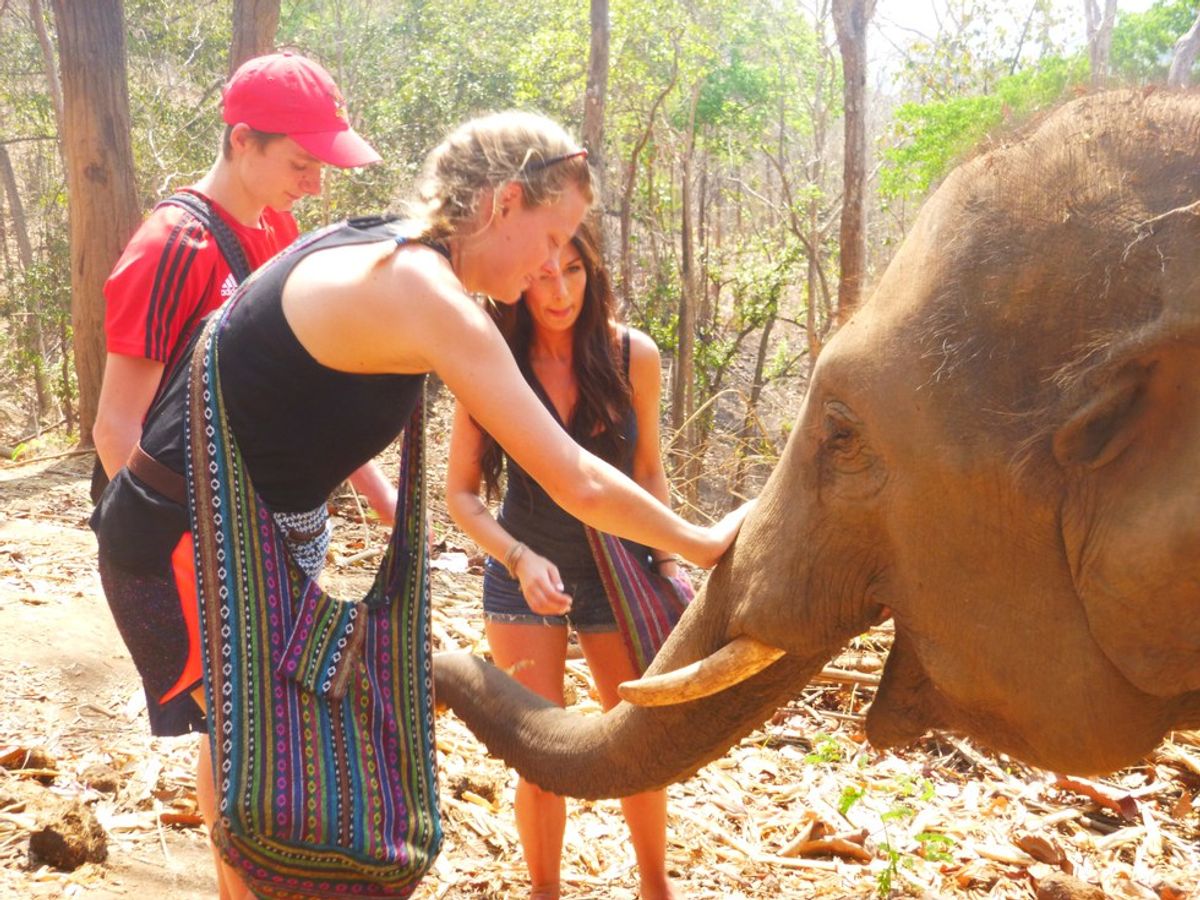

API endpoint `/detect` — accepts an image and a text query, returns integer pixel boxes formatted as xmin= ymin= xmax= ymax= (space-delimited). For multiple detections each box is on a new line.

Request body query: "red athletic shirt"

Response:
xmin=104 ymin=189 xmax=299 ymax=364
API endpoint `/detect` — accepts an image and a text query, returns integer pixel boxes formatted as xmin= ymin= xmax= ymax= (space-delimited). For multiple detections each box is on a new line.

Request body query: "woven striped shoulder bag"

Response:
xmin=583 ymin=529 xmax=695 ymax=674
xmin=183 ymin=302 xmax=441 ymax=898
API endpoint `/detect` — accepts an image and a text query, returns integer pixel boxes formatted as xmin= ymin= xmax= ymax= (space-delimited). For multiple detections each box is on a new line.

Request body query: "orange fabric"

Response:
xmin=160 ymin=532 xmax=202 ymax=704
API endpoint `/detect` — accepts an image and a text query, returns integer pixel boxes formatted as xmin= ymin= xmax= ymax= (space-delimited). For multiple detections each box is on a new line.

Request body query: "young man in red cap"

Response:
xmin=91 ymin=51 xmax=389 ymax=900
xmin=93 ymin=51 xmax=390 ymax=509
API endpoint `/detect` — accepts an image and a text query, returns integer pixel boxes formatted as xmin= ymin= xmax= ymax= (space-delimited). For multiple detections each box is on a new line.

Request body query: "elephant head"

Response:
xmin=435 ymin=90 xmax=1200 ymax=798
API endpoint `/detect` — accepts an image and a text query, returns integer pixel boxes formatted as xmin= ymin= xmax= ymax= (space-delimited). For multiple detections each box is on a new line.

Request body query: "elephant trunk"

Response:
xmin=434 ymin=647 xmax=824 ymax=799
xmin=434 ymin=425 xmax=878 ymax=798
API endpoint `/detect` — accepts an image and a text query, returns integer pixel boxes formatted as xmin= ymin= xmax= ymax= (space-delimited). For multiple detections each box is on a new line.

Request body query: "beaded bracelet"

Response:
xmin=503 ymin=540 xmax=528 ymax=577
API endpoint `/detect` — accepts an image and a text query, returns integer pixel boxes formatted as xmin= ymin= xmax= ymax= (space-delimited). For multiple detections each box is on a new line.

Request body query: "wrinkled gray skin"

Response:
xmin=435 ymin=91 xmax=1200 ymax=799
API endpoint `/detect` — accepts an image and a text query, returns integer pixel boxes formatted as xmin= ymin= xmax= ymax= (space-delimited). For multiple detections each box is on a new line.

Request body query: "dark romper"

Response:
xmin=482 ymin=333 xmax=654 ymax=631
xmin=91 ymin=217 xmax=433 ymax=735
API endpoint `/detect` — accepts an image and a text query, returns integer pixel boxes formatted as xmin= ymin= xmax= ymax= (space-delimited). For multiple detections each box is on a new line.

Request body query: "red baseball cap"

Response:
xmin=222 ymin=52 xmax=381 ymax=168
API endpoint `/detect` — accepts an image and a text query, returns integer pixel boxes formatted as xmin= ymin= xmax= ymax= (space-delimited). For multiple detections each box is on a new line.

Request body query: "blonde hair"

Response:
xmin=408 ymin=111 xmax=593 ymax=240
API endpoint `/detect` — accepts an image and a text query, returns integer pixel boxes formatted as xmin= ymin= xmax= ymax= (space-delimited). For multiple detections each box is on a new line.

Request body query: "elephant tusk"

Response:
xmin=617 ymin=636 xmax=786 ymax=707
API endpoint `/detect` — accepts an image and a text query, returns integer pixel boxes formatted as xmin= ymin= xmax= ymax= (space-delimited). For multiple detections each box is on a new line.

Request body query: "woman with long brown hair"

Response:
xmin=447 ymin=219 xmax=683 ymax=900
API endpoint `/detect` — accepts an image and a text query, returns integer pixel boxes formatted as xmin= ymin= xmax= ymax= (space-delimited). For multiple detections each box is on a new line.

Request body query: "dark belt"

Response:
xmin=127 ymin=443 xmax=187 ymax=505
xmin=127 ymin=444 xmax=327 ymax=544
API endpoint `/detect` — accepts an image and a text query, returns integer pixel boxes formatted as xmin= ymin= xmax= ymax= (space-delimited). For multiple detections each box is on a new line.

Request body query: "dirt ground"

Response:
xmin=1 ymin=441 xmax=1198 ymax=899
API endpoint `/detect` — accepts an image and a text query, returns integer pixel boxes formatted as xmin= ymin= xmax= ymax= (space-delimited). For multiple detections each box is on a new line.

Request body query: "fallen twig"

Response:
xmin=812 ymin=666 xmax=881 ymax=687
xmin=1054 ymin=774 xmax=1139 ymax=820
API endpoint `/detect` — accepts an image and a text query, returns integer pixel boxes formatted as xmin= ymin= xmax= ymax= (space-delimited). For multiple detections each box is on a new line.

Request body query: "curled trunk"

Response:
xmin=434 ymin=412 xmax=878 ymax=798
xmin=434 ymin=646 xmax=820 ymax=799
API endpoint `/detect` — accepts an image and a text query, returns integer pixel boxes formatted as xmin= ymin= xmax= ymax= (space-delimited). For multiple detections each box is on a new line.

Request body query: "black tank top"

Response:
xmin=497 ymin=331 xmax=647 ymax=582
xmin=93 ymin=217 xmax=434 ymax=573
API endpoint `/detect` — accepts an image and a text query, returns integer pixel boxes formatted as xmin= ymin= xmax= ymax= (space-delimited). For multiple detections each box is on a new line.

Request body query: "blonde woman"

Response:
xmin=91 ymin=111 xmax=743 ymax=899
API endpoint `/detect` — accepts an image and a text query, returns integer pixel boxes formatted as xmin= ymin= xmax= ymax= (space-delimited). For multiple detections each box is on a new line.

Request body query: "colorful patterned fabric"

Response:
xmin=183 ymin=297 xmax=440 ymax=897
xmin=583 ymin=529 xmax=694 ymax=674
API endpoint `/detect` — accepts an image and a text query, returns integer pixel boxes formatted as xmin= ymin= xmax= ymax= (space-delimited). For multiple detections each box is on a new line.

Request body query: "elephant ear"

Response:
xmin=1053 ymin=317 xmax=1200 ymax=697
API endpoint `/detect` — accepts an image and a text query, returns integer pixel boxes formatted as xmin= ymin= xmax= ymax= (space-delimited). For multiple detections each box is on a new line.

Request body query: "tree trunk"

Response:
xmin=618 ymin=55 xmax=677 ymax=312
xmin=1167 ymin=12 xmax=1200 ymax=88
xmin=731 ymin=313 xmax=776 ymax=497
xmin=27 ymin=0 xmax=65 ymax=421
xmin=1084 ymin=0 xmax=1117 ymax=90
xmin=581 ymin=0 xmax=609 ymax=220
xmin=0 ymin=149 xmax=34 ymax=274
xmin=672 ymin=83 xmax=703 ymax=504
xmin=29 ymin=0 xmax=65 ymax=155
xmin=697 ymin=161 xmax=710 ymax=330
xmin=831 ymin=0 xmax=876 ymax=326
xmin=0 ymin=145 xmax=52 ymax=422
xmin=230 ymin=0 xmax=280 ymax=73
xmin=51 ymin=0 xmax=141 ymax=445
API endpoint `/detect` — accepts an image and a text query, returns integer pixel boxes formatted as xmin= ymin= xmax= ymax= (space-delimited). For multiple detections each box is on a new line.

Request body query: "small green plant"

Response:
xmin=873 ymin=784 xmax=924 ymax=897
xmin=804 ymin=734 xmax=844 ymax=765
xmin=875 ymin=841 xmax=914 ymax=898
xmin=888 ymin=773 xmax=935 ymax=801
xmin=838 ymin=784 xmax=864 ymax=816
xmin=915 ymin=831 xmax=956 ymax=863
xmin=879 ymin=804 xmax=915 ymax=824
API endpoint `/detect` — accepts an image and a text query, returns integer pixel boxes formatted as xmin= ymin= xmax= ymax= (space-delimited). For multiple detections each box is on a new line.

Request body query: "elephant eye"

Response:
xmin=820 ymin=400 xmax=886 ymax=496
xmin=823 ymin=402 xmax=860 ymax=452
xmin=826 ymin=417 xmax=855 ymax=448
xmin=822 ymin=401 xmax=873 ymax=472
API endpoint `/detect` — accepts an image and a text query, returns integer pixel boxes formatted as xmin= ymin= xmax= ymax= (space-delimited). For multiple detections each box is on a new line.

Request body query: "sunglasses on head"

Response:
xmin=523 ymin=148 xmax=588 ymax=173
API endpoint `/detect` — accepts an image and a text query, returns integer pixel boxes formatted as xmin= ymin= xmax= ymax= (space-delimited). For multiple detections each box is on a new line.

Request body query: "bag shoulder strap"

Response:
xmin=157 ymin=191 xmax=253 ymax=283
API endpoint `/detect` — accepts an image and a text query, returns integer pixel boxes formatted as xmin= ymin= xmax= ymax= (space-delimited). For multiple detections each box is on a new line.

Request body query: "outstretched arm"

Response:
xmin=426 ymin=297 xmax=743 ymax=567
xmin=281 ymin=242 xmax=748 ymax=568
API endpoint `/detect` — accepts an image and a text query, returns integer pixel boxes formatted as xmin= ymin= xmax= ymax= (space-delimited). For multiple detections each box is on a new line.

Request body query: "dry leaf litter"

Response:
xmin=1 ymin=393 xmax=1197 ymax=899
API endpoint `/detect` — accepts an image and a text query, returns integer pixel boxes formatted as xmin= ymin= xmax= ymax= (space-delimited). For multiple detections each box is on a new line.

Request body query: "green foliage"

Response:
xmin=881 ymin=0 xmax=1200 ymax=204
xmin=915 ymin=831 xmax=956 ymax=863
xmin=805 ymin=734 xmax=845 ymax=764
xmin=729 ymin=236 xmax=801 ymax=328
xmin=693 ymin=43 xmax=771 ymax=149
xmin=1111 ymin=0 xmax=1200 ymax=84
xmin=875 ymin=841 xmax=915 ymax=898
xmin=123 ymin=1 xmax=234 ymax=203
xmin=895 ymin=0 xmax=1069 ymax=104
xmin=838 ymin=784 xmax=864 ymax=815
xmin=631 ymin=258 xmax=683 ymax=354
xmin=880 ymin=53 xmax=1087 ymax=200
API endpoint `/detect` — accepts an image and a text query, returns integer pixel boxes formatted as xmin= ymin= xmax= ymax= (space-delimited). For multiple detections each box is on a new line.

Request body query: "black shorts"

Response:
xmin=97 ymin=551 xmax=206 ymax=736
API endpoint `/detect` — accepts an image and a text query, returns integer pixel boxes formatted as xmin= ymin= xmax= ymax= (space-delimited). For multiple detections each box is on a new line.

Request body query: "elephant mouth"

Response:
xmin=618 ymin=636 xmax=786 ymax=706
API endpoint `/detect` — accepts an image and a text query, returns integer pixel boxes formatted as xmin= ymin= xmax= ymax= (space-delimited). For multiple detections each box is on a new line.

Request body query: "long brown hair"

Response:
xmin=479 ymin=218 xmax=631 ymax=500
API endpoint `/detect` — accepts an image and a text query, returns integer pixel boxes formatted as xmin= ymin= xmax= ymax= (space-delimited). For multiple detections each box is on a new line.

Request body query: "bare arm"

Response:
xmin=427 ymin=299 xmax=738 ymax=567
xmin=445 ymin=402 xmax=570 ymax=613
xmin=92 ymin=353 xmax=164 ymax=477
xmin=281 ymin=244 xmax=746 ymax=567
xmin=347 ymin=461 xmax=397 ymax=527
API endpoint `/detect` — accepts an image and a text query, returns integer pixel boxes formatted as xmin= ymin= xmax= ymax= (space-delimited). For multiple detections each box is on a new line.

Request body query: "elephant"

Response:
xmin=434 ymin=89 xmax=1200 ymax=799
